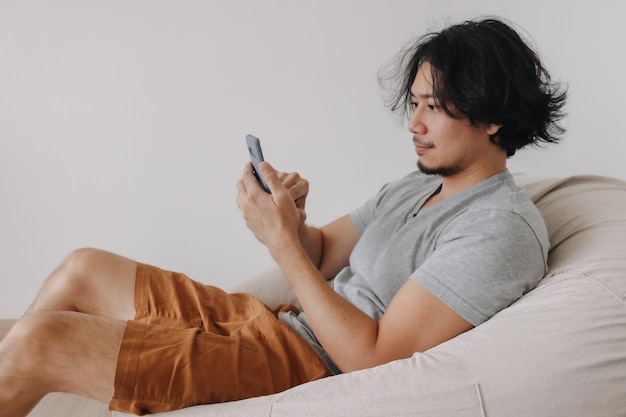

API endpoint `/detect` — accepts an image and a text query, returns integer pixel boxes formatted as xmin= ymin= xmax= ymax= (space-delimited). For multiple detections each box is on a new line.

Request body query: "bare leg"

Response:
xmin=0 ymin=311 xmax=125 ymax=417
xmin=28 ymin=248 xmax=138 ymax=320
xmin=0 ymin=248 xmax=139 ymax=416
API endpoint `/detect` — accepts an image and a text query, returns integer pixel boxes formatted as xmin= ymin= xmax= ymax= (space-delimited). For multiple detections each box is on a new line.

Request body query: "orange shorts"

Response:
xmin=110 ymin=263 xmax=331 ymax=415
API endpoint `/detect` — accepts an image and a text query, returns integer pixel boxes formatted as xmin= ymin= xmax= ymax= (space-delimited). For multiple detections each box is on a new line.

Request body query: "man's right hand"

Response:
xmin=275 ymin=170 xmax=310 ymax=226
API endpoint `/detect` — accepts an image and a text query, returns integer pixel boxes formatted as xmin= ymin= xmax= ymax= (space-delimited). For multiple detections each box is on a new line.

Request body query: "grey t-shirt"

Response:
xmin=280 ymin=169 xmax=549 ymax=373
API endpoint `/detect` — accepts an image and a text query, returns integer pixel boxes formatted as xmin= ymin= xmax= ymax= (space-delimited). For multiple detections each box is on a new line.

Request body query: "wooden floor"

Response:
xmin=1 ymin=319 xmax=112 ymax=417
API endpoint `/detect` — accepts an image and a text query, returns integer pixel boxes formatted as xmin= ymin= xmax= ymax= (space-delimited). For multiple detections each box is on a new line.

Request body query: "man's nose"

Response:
xmin=408 ymin=108 xmax=426 ymax=135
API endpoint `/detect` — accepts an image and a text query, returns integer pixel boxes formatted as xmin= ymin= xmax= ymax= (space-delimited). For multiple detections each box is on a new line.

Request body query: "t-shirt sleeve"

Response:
xmin=410 ymin=208 xmax=547 ymax=326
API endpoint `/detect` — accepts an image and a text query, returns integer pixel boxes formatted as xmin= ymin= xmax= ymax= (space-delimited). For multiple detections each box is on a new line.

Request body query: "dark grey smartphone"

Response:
xmin=245 ymin=134 xmax=271 ymax=193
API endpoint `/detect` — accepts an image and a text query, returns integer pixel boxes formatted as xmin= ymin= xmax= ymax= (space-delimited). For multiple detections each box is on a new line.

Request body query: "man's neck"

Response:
xmin=442 ymin=160 xmax=506 ymax=197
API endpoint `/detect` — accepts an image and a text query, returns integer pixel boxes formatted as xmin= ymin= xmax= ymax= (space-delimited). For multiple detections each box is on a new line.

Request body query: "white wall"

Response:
xmin=1 ymin=0 xmax=625 ymax=318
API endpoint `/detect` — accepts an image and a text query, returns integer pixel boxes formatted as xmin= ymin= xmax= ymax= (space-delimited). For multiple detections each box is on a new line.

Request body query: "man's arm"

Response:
xmin=237 ymin=162 xmax=473 ymax=372
xmin=273 ymin=244 xmax=473 ymax=372
xmin=298 ymin=216 xmax=359 ymax=280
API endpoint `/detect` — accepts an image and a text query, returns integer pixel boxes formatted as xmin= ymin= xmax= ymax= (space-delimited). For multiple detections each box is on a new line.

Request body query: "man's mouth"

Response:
xmin=413 ymin=138 xmax=434 ymax=154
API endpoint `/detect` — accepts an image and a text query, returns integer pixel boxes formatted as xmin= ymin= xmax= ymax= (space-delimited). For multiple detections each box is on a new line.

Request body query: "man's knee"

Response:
xmin=53 ymin=248 xmax=106 ymax=287
xmin=53 ymin=248 xmax=138 ymax=318
xmin=60 ymin=247 xmax=105 ymax=275
xmin=34 ymin=248 xmax=109 ymax=311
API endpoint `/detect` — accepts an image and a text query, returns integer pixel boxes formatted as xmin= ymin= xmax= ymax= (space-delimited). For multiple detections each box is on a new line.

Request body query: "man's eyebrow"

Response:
xmin=410 ymin=91 xmax=435 ymax=99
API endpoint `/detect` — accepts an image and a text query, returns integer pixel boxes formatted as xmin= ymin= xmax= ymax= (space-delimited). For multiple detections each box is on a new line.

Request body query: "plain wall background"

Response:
xmin=1 ymin=0 xmax=625 ymax=318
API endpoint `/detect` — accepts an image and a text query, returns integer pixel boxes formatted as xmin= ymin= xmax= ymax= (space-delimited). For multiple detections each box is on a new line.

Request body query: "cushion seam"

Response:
xmin=545 ymin=266 xmax=625 ymax=306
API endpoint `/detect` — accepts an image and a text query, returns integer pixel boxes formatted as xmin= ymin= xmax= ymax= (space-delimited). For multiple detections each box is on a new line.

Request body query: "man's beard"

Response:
xmin=417 ymin=160 xmax=461 ymax=177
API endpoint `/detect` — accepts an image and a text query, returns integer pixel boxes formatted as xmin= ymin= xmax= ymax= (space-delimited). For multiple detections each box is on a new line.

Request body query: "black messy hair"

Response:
xmin=379 ymin=17 xmax=568 ymax=157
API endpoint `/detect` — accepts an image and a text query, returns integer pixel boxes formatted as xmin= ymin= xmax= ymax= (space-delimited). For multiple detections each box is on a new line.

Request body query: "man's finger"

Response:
xmin=259 ymin=161 xmax=282 ymax=194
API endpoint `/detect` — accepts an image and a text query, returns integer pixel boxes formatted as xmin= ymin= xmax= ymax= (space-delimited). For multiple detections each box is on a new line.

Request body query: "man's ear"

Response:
xmin=486 ymin=123 xmax=503 ymax=136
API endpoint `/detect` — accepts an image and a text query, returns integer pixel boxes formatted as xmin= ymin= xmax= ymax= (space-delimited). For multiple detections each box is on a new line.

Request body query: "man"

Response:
xmin=0 ymin=17 xmax=566 ymax=416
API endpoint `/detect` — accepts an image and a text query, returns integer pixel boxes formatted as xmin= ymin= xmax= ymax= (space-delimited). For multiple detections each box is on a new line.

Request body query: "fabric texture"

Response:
xmin=114 ymin=173 xmax=626 ymax=417
xmin=110 ymin=264 xmax=330 ymax=415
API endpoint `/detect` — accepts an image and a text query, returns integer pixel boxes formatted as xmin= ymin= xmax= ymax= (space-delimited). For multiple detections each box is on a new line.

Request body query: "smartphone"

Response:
xmin=246 ymin=134 xmax=271 ymax=193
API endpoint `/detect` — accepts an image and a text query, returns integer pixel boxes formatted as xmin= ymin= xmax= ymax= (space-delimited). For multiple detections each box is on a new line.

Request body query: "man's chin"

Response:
xmin=417 ymin=161 xmax=460 ymax=177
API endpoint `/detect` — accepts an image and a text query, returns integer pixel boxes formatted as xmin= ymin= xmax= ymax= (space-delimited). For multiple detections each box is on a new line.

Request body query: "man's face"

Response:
xmin=408 ymin=62 xmax=500 ymax=177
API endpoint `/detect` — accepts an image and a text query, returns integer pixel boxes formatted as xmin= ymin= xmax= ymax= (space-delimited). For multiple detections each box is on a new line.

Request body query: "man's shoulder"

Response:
xmin=460 ymin=170 xmax=529 ymax=211
xmin=447 ymin=172 xmax=549 ymax=258
xmin=474 ymin=172 xmax=542 ymax=220
xmin=443 ymin=171 xmax=548 ymax=241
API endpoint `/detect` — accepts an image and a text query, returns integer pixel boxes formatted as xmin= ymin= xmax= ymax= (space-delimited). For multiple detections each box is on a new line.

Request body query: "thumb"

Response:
xmin=258 ymin=161 xmax=284 ymax=195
